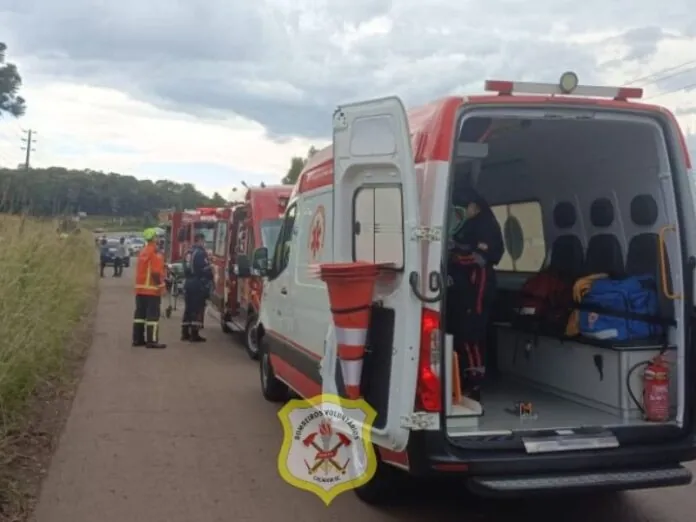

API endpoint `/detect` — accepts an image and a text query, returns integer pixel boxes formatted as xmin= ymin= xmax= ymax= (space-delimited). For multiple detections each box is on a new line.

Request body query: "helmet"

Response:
xmin=143 ymin=228 xmax=157 ymax=241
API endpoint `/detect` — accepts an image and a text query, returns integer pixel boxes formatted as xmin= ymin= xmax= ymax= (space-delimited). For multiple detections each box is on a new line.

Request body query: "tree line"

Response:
xmin=0 ymin=167 xmax=227 ymax=218
xmin=283 ymin=146 xmax=318 ymax=185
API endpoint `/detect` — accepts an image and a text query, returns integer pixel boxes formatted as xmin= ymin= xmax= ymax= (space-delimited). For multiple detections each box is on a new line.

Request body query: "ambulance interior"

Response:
xmin=442 ymin=112 xmax=686 ymax=441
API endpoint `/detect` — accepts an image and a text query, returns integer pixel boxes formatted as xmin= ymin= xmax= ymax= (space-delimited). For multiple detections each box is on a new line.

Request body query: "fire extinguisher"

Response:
xmin=628 ymin=355 xmax=670 ymax=422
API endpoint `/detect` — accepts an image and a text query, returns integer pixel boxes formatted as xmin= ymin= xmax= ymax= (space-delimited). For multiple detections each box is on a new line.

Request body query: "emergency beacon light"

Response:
xmin=484 ymin=72 xmax=643 ymax=101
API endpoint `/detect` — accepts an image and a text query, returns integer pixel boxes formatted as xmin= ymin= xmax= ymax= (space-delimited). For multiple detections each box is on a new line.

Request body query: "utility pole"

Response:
xmin=20 ymin=129 xmax=37 ymax=171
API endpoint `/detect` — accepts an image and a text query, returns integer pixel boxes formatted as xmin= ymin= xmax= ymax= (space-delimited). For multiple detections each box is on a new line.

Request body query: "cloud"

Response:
xmin=1 ymin=0 xmax=696 ymax=191
xmin=4 ymin=0 xmax=696 ymax=138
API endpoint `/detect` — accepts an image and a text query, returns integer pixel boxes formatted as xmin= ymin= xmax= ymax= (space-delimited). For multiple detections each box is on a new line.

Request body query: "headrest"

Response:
xmin=630 ymin=194 xmax=658 ymax=227
xmin=590 ymin=198 xmax=615 ymax=228
xmin=553 ymin=202 xmax=576 ymax=229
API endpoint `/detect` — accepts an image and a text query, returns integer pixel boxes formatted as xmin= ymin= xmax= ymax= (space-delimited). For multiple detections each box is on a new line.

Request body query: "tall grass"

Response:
xmin=0 ymin=215 xmax=97 ymax=430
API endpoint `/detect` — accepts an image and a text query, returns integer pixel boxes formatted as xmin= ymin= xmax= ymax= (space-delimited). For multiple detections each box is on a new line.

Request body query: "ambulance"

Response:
xmin=250 ymin=73 xmax=696 ymax=502
xmin=206 ymin=186 xmax=291 ymax=358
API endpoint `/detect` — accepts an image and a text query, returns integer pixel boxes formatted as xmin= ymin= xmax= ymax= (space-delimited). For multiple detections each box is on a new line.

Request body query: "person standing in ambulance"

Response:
xmin=447 ymin=188 xmax=504 ymax=404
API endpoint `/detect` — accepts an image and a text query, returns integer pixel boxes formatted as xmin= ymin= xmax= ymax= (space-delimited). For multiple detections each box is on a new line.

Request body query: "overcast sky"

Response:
xmin=0 ymin=0 xmax=695 ymax=197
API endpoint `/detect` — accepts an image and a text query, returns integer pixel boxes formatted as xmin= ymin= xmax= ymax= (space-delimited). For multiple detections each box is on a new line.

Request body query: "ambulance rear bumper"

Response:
xmin=467 ymin=465 xmax=692 ymax=497
xmin=402 ymin=431 xmax=696 ymax=496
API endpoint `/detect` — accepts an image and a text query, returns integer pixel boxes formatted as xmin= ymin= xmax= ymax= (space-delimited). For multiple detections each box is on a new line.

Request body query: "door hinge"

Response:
xmin=411 ymin=226 xmax=442 ymax=242
xmin=400 ymin=412 xmax=440 ymax=431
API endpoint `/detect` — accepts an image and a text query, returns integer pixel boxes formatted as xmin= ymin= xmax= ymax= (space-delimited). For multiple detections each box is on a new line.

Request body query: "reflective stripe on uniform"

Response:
xmin=145 ymin=321 xmax=159 ymax=341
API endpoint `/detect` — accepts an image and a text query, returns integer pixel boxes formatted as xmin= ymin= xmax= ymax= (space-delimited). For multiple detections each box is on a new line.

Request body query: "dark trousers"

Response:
xmin=114 ymin=257 xmax=123 ymax=277
xmin=100 ymin=257 xmax=107 ymax=277
xmin=448 ymin=265 xmax=495 ymax=392
xmin=133 ymin=294 xmax=162 ymax=344
xmin=182 ymin=280 xmax=207 ymax=333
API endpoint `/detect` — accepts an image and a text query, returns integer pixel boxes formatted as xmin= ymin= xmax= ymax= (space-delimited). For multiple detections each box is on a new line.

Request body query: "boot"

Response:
xmin=181 ymin=324 xmax=191 ymax=341
xmin=145 ymin=323 xmax=167 ymax=349
xmin=190 ymin=327 xmax=206 ymax=343
xmin=132 ymin=322 xmax=145 ymax=347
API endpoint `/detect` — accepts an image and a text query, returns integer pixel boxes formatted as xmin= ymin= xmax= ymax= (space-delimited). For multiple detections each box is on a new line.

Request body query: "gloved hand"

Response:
xmin=471 ymin=252 xmax=486 ymax=267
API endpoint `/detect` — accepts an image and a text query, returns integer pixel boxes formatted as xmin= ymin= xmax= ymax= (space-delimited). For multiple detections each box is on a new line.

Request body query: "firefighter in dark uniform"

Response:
xmin=447 ymin=187 xmax=504 ymax=403
xmin=181 ymin=232 xmax=214 ymax=342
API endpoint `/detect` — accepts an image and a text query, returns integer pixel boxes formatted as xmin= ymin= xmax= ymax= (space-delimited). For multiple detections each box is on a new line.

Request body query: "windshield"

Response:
xmin=194 ymin=222 xmax=216 ymax=249
xmin=260 ymin=219 xmax=283 ymax=249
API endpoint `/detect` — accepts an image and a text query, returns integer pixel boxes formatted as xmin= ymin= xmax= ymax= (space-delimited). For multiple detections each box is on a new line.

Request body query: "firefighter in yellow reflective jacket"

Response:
xmin=132 ymin=228 xmax=167 ymax=349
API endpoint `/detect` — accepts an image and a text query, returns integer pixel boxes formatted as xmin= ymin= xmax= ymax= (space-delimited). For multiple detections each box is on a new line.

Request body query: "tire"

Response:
xmin=260 ymin=342 xmax=289 ymax=403
xmin=354 ymin=450 xmax=407 ymax=506
xmin=244 ymin=314 xmax=260 ymax=360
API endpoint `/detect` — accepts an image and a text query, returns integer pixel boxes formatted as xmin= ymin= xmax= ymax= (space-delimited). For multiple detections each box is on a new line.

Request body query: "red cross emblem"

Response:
xmin=309 ymin=206 xmax=325 ymax=261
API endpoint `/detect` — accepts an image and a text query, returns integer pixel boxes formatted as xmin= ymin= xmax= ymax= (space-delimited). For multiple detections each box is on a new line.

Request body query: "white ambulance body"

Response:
xmin=252 ymin=74 xmax=696 ymax=502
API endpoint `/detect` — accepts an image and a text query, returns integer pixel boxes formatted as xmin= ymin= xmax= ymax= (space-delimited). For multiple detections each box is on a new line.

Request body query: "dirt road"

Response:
xmin=33 ymin=274 xmax=695 ymax=522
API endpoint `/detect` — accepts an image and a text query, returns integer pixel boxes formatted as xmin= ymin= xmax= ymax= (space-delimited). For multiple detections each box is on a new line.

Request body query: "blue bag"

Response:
xmin=579 ymin=275 xmax=662 ymax=341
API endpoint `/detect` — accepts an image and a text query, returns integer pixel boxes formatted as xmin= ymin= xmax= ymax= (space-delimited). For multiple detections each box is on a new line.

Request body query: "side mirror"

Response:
xmin=236 ymin=254 xmax=252 ymax=278
xmin=177 ymin=227 xmax=187 ymax=242
xmin=252 ymin=247 xmax=269 ymax=275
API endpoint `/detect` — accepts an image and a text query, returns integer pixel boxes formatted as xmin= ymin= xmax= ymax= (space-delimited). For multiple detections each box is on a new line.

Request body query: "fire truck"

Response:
xmin=207 ymin=186 xmax=291 ymax=359
xmin=161 ymin=207 xmax=221 ymax=264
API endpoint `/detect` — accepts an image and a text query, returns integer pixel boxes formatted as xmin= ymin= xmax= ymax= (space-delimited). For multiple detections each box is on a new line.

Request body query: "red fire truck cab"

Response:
xmin=207 ymin=186 xmax=291 ymax=359
xmin=166 ymin=207 xmax=221 ymax=262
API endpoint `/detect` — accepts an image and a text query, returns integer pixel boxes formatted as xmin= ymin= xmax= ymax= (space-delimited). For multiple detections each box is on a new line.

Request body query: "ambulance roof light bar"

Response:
xmin=484 ymin=71 xmax=643 ymax=101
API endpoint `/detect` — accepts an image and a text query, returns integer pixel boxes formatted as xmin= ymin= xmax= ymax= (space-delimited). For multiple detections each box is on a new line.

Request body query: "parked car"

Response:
xmin=128 ymin=237 xmax=145 ymax=256
xmin=103 ymin=238 xmax=130 ymax=267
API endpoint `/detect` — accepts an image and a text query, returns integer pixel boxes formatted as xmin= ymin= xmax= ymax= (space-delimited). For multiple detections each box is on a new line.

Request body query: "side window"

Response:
xmin=491 ymin=201 xmax=546 ymax=272
xmin=214 ymin=221 xmax=228 ymax=257
xmin=272 ymin=203 xmax=298 ymax=276
xmin=352 ymin=185 xmax=404 ymax=269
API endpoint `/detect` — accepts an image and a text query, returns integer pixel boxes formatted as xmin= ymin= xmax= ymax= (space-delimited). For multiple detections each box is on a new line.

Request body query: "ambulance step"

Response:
xmin=468 ymin=465 xmax=692 ymax=497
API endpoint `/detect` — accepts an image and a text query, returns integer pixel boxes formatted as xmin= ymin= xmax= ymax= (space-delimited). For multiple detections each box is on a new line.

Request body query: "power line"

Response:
xmin=624 ymin=58 xmax=696 ymax=86
xmin=20 ymin=129 xmax=36 ymax=170
xmin=638 ymin=64 xmax=696 ymax=89
xmin=644 ymin=80 xmax=696 ymax=101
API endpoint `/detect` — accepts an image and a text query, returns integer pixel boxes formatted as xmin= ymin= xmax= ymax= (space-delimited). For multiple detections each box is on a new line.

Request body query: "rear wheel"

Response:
xmin=245 ymin=314 xmax=260 ymax=360
xmin=354 ymin=449 xmax=408 ymax=506
xmin=260 ymin=343 xmax=288 ymax=403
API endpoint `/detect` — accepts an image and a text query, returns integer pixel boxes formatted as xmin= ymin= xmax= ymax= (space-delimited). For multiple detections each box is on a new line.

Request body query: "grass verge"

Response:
xmin=0 ymin=215 xmax=98 ymax=521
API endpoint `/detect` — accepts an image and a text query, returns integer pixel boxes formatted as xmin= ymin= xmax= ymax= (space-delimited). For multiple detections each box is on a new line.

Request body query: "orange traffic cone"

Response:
xmin=320 ymin=262 xmax=378 ymax=400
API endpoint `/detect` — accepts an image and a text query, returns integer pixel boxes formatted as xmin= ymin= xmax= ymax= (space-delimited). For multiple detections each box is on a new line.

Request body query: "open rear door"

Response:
xmin=332 ymin=96 xmax=423 ymax=451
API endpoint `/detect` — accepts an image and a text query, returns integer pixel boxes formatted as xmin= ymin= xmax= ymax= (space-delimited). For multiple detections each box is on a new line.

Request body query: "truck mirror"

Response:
xmin=236 ymin=254 xmax=252 ymax=278
xmin=252 ymin=247 xmax=269 ymax=275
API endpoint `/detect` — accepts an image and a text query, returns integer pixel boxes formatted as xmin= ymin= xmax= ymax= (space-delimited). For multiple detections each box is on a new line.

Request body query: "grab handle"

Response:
xmin=658 ymin=224 xmax=682 ymax=300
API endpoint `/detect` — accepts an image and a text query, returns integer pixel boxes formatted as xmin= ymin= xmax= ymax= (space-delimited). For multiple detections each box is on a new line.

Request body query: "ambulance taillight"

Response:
xmin=416 ymin=308 xmax=442 ymax=412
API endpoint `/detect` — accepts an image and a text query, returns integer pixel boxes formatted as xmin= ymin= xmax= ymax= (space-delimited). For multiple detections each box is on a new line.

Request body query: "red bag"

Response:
xmin=516 ymin=271 xmax=573 ymax=335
